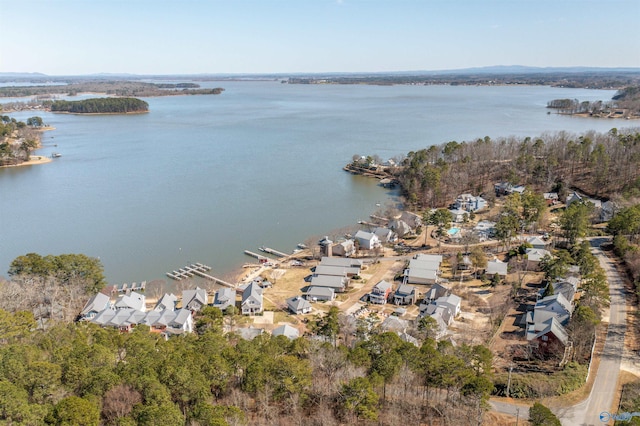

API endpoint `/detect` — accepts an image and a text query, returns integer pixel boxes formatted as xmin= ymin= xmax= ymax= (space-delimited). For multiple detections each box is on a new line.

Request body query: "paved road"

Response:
xmin=490 ymin=237 xmax=628 ymax=425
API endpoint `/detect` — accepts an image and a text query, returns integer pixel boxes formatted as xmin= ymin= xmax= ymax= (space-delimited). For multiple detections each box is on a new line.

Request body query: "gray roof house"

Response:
xmin=424 ymin=303 xmax=454 ymax=326
xmin=241 ymin=282 xmax=263 ymax=315
xmin=393 ymin=284 xmax=417 ymax=305
xmin=114 ymin=292 xmax=146 ymax=312
xmin=388 ymin=219 xmax=412 ymax=237
xmin=405 ymin=267 xmax=438 ymax=285
xmin=369 ymin=280 xmax=393 ymax=304
xmin=422 ymin=283 xmax=450 ymax=304
xmin=373 ymin=227 xmax=397 ymax=243
xmin=320 ymin=257 xmax=362 ymax=268
xmin=314 ymin=264 xmax=360 ymax=277
xmin=272 ymin=324 xmax=300 ymax=340
xmin=525 ymin=248 xmax=552 ymax=263
xmin=212 ymin=287 xmax=236 ymax=311
xmin=400 ymin=211 xmax=423 ymax=230
xmin=310 ymin=274 xmax=349 ymax=292
xmin=182 ymin=287 xmax=208 ymax=311
xmin=305 ymin=286 xmax=336 ymax=302
xmin=434 ymin=294 xmax=461 ymax=317
xmin=287 ymin=296 xmax=312 ymax=315
xmin=526 ymin=236 xmax=548 ymax=250
xmin=79 ymin=293 xmax=111 ymax=320
xmin=154 ymin=293 xmax=177 ymax=311
xmin=486 ymin=259 xmax=508 ymax=277
xmin=533 ymin=293 xmax=573 ymax=326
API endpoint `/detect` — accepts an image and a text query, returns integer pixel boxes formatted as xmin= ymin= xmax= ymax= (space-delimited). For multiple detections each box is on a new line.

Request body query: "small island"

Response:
xmin=46 ymin=97 xmax=149 ymax=114
xmin=0 ymin=115 xmax=51 ymax=167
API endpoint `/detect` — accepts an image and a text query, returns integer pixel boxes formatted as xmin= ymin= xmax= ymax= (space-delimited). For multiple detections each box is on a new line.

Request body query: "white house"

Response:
xmin=305 ymin=286 xmax=336 ymax=302
xmin=287 ymin=296 xmax=312 ymax=315
xmin=154 ymin=293 xmax=177 ymax=311
xmin=79 ymin=293 xmax=111 ymax=320
xmin=182 ymin=287 xmax=208 ymax=311
xmin=114 ymin=291 xmax=146 ymax=312
xmin=241 ymin=282 xmax=263 ymax=315
xmin=354 ymin=230 xmax=381 ymax=250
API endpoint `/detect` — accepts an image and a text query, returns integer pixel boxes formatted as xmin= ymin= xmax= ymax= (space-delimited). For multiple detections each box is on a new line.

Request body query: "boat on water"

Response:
xmin=296 ymin=243 xmax=308 ymax=249
xmin=51 ymin=153 xmax=62 ymax=158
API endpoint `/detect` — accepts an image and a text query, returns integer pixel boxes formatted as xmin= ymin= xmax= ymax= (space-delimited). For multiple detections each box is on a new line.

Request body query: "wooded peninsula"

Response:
xmin=47 ymin=98 xmax=149 ymax=114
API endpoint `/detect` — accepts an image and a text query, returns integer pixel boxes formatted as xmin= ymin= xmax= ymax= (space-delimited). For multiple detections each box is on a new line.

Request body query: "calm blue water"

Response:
xmin=0 ymin=82 xmax=633 ymax=284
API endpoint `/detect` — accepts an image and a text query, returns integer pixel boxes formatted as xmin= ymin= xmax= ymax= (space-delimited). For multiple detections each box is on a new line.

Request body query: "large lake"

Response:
xmin=0 ymin=82 xmax=634 ymax=284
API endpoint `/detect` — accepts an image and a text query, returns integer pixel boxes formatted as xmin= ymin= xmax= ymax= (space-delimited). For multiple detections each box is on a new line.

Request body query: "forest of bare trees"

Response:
xmin=391 ymin=128 xmax=640 ymax=208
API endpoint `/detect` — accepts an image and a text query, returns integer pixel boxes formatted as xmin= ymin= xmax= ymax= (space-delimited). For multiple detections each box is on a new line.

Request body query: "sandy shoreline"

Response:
xmin=0 ymin=155 xmax=53 ymax=168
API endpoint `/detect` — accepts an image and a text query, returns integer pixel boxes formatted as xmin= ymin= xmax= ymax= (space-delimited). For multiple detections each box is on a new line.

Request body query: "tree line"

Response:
xmin=0 ymin=298 xmax=496 ymax=425
xmin=0 ymin=115 xmax=43 ymax=166
xmin=47 ymin=98 xmax=149 ymax=114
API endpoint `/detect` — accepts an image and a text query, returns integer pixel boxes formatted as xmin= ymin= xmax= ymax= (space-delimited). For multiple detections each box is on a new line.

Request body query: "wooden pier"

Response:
xmin=258 ymin=246 xmax=289 ymax=258
xmin=165 ymin=263 xmax=235 ymax=288
xmin=244 ymin=250 xmax=271 ymax=262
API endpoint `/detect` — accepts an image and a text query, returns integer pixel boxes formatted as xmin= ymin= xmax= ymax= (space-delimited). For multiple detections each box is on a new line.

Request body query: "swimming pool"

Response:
xmin=447 ymin=227 xmax=460 ymax=236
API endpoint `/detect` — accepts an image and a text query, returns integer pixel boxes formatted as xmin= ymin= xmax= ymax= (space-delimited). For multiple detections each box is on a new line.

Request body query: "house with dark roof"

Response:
xmin=393 ymin=284 xmax=417 ymax=305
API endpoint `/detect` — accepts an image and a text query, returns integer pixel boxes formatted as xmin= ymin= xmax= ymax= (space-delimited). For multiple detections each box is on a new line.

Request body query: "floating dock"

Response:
xmin=165 ymin=263 xmax=235 ymax=288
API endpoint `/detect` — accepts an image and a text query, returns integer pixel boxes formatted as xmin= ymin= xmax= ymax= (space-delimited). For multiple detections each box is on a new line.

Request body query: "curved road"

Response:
xmin=490 ymin=237 xmax=628 ymax=425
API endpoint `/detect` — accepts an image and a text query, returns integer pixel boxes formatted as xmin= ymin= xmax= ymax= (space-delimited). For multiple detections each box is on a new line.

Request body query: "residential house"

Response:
xmin=393 ymin=284 xmax=417 ymax=305
xmin=320 ymin=257 xmax=363 ymax=269
xmin=454 ymin=193 xmax=487 ymax=212
xmin=79 ymin=293 xmax=111 ymax=320
xmin=474 ymin=220 xmax=496 ymax=240
xmin=421 ymin=283 xmax=450 ymax=304
xmin=331 ymin=239 xmax=356 ymax=257
xmin=287 ymin=296 xmax=312 ymax=315
xmin=154 ymin=293 xmax=177 ymax=311
xmin=449 ymin=208 xmax=468 ymax=223
xmin=405 ymin=267 xmax=438 ymax=285
xmin=373 ymin=227 xmax=397 ymax=243
xmin=182 ymin=287 xmax=208 ymax=311
xmin=309 ymin=274 xmax=349 ymax=292
xmin=526 ymin=317 xmax=570 ymax=355
xmin=241 ymin=282 xmax=263 ymax=315
xmin=114 ymin=291 xmax=146 ymax=312
xmin=272 ymin=324 xmax=300 ymax=340
xmin=532 ymin=293 xmax=573 ymax=326
xmin=235 ymin=326 xmax=264 ymax=340
xmin=354 ymin=230 xmax=381 ymax=250
xmin=143 ymin=308 xmax=194 ymax=335
xmin=212 ymin=288 xmax=236 ymax=311
xmin=414 ymin=253 xmax=444 ymax=263
xmin=380 ymin=316 xmax=409 ymax=333
xmin=433 ymin=294 xmax=461 ymax=317
xmin=540 ymin=277 xmax=579 ymax=302
xmin=388 ymin=219 xmax=412 ymax=237
xmin=526 ymin=236 xmax=548 ymax=250
xmin=486 ymin=259 xmax=508 ymax=277
xmin=314 ymin=264 xmax=360 ymax=277
xmin=525 ymin=248 xmax=552 ymax=268
xmin=423 ymin=303 xmax=454 ymax=326
xmin=369 ymin=280 xmax=393 ymax=304
xmin=400 ymin=211 xmax=423 ymax=230
xmin=305 ymin=286 xmax=336 ymax=302
xmin=495 ymin=182 xmax=526 ymax=197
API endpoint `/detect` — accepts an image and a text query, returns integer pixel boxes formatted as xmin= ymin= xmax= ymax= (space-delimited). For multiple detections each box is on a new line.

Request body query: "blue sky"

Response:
xmin=2 ymin=0 xmax=639 ymax=75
